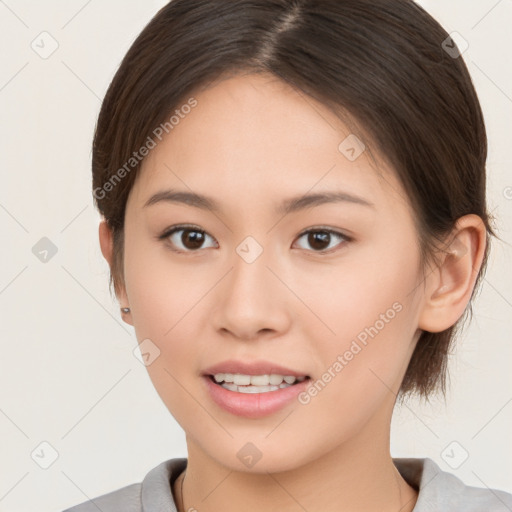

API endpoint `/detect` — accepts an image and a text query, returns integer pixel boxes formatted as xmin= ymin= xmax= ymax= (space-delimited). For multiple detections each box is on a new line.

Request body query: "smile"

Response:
xmin=202 ymin=368 xmax=312 ymax=417
xmin=212 ymin=373 xmax=307 ymax=393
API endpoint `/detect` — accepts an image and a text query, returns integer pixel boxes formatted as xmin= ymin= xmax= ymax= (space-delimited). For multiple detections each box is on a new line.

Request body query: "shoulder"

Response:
xmin=62 ymin=483 xmax=142 ymax=512
xmin=62 ymin=458 xmax=187 ymax=512
xmin=394 ymin=457 xmax=512 ymax=512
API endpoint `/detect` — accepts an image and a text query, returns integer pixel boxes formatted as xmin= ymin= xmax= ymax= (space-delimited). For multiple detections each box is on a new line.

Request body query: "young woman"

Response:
xmin=64 ymin=1 xmax=512 ymax=510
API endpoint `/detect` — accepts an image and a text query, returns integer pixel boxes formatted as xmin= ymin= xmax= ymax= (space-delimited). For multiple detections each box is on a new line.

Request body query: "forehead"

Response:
xmin=130 ymin=72 xmax=408 ymax=214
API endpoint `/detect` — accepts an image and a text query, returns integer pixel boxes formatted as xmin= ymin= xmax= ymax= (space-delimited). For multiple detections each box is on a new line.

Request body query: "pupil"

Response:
xmin=183 ymin=230 xmax=204 ymax=249
xmin=309 ymin=231 xmax=330 ymax=250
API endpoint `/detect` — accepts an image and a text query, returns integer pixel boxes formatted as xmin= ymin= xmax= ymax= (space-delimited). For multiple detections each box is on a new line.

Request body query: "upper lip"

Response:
xmin=202 ymin=360 xmax=309 ymax=377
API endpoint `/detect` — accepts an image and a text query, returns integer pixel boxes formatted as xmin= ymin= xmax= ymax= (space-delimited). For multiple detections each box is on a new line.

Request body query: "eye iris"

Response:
xmin=308 ymin=231 xmax=330 ymax=250
xmin=182 ymin=229 xmax=205 ymax=249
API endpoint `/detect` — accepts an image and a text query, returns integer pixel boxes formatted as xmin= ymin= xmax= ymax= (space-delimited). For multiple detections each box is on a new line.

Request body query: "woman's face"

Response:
xmin=119 ymin=72 xmax=427 ymax=472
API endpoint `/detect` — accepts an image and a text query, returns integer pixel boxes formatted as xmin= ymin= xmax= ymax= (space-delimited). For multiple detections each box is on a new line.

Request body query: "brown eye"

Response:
xmin=307 ymin=231 xmax=331 ymax=250
xmin=160 ymin=226 xmax=217 ymax=252
xmin=294 ymin=228 xmax=349 ymax=253
xmin=181 ymin=229 xmax=206 ymax=249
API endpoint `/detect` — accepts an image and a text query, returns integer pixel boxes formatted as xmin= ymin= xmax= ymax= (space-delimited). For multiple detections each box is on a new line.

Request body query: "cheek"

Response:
xmin=124 ymin=234 xmax=214 ymax=336
xmin=123 ymin=250 xmax=207 ymax=426
xmin=122 ymin=237 xmax=236 ymax=414
xmin=292 ymin=278 xmax=419 ymax=449
xmin=123 ymin=239 xmax=203 ymax=376
xmin=297 ymin=236 xmax=421 ymax=389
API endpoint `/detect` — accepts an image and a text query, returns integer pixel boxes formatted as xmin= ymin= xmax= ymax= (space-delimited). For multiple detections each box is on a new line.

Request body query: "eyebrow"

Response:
xmin=143 ymin=188 xmax=374 ymax=214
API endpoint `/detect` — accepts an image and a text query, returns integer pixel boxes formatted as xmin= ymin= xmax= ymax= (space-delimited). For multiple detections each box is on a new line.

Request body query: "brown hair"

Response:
xmin=92 ymin=0 xmax=494 ymax=399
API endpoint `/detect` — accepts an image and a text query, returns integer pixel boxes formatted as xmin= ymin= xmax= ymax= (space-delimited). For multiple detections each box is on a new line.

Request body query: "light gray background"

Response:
xmin=0 ymin=1 xmax=511 ymax=511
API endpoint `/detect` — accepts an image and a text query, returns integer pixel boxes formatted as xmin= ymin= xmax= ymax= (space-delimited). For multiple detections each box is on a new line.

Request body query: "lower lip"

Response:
xmin=203 ymin=376 xmax=311 ymax=419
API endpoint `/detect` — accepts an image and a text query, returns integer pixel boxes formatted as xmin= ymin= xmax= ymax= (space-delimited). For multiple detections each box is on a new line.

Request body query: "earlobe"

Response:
xmin=418 ymin=214 xmax=487 ymax=333
xmin=98 ymin=220 xmax=133 ymax=325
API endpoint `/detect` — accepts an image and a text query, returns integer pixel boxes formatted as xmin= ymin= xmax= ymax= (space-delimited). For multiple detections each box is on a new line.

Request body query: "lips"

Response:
xmin=202 ymin=372 xmax=311 ymax=418
xmin=202 ymin=359 xmax=310 ymax=378
xmin=201 ymin=359 xmax=312 ymax=418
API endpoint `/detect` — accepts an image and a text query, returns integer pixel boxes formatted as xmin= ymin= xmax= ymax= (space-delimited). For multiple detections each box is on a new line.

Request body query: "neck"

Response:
xmin=175 ymin=407 xmax=418 ymax=512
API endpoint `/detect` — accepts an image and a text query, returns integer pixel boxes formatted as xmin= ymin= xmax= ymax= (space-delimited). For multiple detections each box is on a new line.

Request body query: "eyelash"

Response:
xmin=158 ymin=224 xmax=352 ymax=255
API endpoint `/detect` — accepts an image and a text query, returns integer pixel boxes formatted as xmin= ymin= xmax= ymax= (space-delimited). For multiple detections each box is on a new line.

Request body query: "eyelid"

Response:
xmin=293 ymin=226 xmax=352 ymax=253
xmin=158 ymin=224 xmax=218 ymax=252
xmin=296 ymin=226 xmax=352 ymax=239
xmin=158 ymin=223 xmax=207 ymax=236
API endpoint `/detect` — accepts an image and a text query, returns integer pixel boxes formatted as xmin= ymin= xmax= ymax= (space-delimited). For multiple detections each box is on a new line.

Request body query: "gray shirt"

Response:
xmin=62 ymin=457 xmax=512 ymax=511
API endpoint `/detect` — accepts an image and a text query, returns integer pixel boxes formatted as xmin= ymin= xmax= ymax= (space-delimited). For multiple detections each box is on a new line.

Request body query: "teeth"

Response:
xmin=237 ymin=385 xmax=281 ymax=393
xmin=212 ymin=373 xmax=308 ymax=391
xmin=250 ymin=374 xmax=270 ymax=386
xmin=269 ymin=374 xmax=284 ymax=385
xmin=222 ymin=383 xmax=283 ymax=393
xmin=233 ymin=374 xmax=251 ymax=385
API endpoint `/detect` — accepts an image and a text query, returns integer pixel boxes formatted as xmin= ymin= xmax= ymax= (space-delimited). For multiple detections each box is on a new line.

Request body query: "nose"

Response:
xmin=212 ymin=244 xmax=292 ymax=341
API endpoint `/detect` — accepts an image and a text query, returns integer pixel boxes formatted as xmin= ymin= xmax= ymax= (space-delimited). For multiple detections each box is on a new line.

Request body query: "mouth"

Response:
xmin=201 ymin=360 xmax=312 ymax=417
xmin=203 ymin=370 xmax=312 ymax=418
xmin=207 ymin=373 xmax=310 ymax=394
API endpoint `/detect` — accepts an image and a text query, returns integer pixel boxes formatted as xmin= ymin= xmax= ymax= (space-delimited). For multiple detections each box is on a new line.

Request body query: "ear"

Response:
xmin=99 ymin=220 xmax=132 ymax=325
xmin=418 ymin=214 xmax=487 ymax=333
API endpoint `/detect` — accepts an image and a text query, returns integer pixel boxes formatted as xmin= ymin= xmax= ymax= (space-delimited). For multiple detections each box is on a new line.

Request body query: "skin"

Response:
xmin=99 ymin=72 xmax=486 ymax=512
